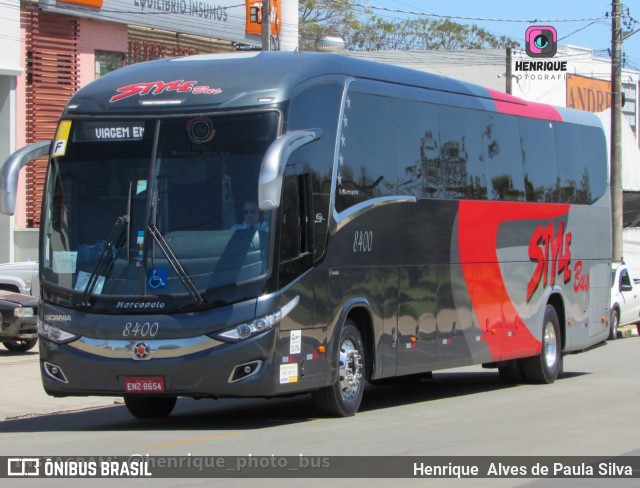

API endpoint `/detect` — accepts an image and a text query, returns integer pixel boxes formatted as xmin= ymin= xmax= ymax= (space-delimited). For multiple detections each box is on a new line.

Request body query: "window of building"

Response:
xmin=95 ymin=51 xmax=125 ymax=79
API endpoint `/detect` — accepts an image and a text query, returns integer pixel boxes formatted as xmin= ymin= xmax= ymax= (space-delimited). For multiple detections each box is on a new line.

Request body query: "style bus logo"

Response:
xmin=525 ymin=26 xmax=558 ymax=58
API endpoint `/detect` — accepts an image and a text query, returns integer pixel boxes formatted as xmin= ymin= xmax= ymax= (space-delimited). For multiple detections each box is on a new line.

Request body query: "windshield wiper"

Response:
xmin=147 ymin=224 xmax=206 ymax=306
xmin=79 ymin=215 xmax=128 ymax=307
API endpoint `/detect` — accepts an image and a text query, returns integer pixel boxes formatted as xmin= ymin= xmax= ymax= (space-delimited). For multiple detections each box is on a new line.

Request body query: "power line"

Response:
xmin=361 ymin=2 xmax=609 ymax=24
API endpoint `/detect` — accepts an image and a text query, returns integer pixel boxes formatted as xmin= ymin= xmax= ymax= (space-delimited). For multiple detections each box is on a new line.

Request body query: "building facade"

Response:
xmin=0 ymin=2 xmax=23 ymax=262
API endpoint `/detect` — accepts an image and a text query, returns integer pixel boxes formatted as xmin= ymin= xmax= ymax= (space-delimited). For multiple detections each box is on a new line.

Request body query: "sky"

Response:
xmin=367 ymin=0 xmax=640 ymax=71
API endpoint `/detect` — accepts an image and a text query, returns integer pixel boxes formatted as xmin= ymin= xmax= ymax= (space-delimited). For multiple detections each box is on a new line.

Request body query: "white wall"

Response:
xmin=0 ymin=3 xmax=22 ymax=263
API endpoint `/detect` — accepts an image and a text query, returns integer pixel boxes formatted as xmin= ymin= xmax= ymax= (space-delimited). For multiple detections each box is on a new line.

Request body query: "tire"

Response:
xmin=312 ymin=320 xmax=365 ymax=417
xmin=124 ymin=396 xmax=177 ymax=419
xmin=2 ymin=338 xmax=38 ymax=352
xmin=609 ymin=309 xmax=619 ymax=340
xmin=522 ymin=305 xmax=562 ymax=384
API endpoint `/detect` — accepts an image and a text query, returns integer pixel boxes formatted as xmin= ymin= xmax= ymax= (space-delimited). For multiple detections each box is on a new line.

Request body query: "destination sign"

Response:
xmin=74 ymin=121 xmax=145 ymax=142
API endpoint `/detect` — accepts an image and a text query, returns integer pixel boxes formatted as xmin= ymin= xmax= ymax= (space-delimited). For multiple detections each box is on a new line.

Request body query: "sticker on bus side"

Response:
xmin=52 ymin=120 xmax=72 ymax=157
xmin=279 ymin=364 xmax=298 ymax=384
xmin=290 ymin=330 xmax=301 ymax=355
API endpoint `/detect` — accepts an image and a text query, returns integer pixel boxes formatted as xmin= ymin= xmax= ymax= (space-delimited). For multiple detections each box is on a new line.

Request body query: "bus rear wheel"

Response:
xmin=312 ymin=320 xmax=365 ymax=417
xmin=124 ymin=396 xmax=177 ymax=419
xmin=522 ymin=305 xmax=562 ymax=384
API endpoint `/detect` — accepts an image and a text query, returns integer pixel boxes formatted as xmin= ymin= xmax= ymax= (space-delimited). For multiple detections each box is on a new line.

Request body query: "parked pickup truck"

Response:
xmin=610 ymin=262 xmax=640 ymax=340
xmin=0 ymin=261 xmax=39 ymax=296
xmin=0 ymin=290 xmax=38 ymax=352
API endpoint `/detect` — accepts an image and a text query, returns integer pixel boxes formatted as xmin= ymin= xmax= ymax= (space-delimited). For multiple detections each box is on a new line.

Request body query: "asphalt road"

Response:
xmin=0 ymin=332 xmax=639 ymax=487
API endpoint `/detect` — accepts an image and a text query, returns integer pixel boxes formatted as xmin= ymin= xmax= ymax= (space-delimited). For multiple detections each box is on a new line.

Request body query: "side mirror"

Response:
xmin=258 ymin=130 xmax=320 ymax=210
xmin=0 ymin=141 xmax=51 ymax=215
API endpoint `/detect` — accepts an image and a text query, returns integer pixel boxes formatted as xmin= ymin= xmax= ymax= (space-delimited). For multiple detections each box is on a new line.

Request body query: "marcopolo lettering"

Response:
xmin=116 ymin=301 xmax=166 ymax=310
xmin=515 ymin=61 xmax=568 ymax=71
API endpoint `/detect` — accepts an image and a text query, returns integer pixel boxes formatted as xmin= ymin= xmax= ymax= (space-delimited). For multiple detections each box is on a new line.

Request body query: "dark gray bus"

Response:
xmin=0 ymin=52 xmax=611 ymax=418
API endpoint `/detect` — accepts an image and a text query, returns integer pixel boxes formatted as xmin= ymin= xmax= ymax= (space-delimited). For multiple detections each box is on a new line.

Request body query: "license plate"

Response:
xmin=124 ymin=376 xmax=165 ymax=393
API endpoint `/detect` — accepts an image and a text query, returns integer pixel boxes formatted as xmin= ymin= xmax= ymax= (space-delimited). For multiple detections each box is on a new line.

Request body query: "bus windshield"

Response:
xmin=40 ymin=111 xmax=279 ymax=310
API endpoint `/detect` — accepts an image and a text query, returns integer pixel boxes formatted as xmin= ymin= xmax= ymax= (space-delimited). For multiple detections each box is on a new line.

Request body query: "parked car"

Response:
xmin=610 ymin=262 xmax=640 ymax=340
xmin=0 ymin=290 xmax=38 ymax=352
xmin=0 ymin=261 xmax=39 ymax=296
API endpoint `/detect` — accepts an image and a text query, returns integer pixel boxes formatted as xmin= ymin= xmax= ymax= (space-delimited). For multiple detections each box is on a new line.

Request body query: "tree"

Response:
xmin=349 ymin=17 xmax=519 ymax=51
xmin=299 ymin=2 xmax=518 ymax=51
xmin=298 ymin=0 xmax=367 ymax=51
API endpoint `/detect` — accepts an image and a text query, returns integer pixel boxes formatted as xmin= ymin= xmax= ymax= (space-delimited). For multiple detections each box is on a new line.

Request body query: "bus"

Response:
xmin=0 ymin=52 xmax=612 ymax=419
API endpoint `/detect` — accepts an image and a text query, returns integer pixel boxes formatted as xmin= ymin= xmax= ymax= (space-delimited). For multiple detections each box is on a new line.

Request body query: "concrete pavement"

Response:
xmin=0 ymin=324 xmax=637 ymax=421
xmin=0 ymin=349 xmax=121 ymax=421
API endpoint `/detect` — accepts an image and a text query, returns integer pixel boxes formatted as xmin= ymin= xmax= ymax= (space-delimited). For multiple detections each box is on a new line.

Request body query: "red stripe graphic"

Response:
xmin=457 ymin=201 xmax=570 ymax=361
xmin=487 ymin=89 xmax=563 ymax=121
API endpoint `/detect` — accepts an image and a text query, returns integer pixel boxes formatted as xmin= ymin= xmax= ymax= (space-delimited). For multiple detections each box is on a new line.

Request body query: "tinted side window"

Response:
xmin=437 ymin=106 xmax=487 ymax=199
xmin=521 ymin=118 xmax=559 ymax=202
xmin=336 ymin=91 xmax=397 ymax=212
xmin=482 ymin=113 xmax=525 ymax=201
xmin=555 ymin=123 xmax=588 ymax=203
xmin=621 ymin=269 xmax=631 ymax=288
xmin=288 ymin=82 xmax=343 ymax=259
xmin=582 ymin=126 xmax=608 ymax=202
xmin=392 ymin=98 xmax=439 ymax=198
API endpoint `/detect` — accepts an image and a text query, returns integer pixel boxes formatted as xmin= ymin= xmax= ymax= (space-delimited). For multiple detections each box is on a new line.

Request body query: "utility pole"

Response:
xmin=261 ymin=0 xmax=271 ymax=51
xmin=505 ymin=47 xmax=512 ymax=94
xmin=611 ymin=0 xmax=623 ymax=262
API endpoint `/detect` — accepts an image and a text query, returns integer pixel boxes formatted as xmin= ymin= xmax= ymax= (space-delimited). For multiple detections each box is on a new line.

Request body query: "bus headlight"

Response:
xmin=214 ymin=296 xmax=299 ymax=343
xmin=38 ymin=318 xmax=79 ymax=344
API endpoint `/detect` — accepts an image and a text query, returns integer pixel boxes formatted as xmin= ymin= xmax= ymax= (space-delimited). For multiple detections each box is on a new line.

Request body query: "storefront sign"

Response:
xmin=40 ymin=0 xmax=263 ymax=46
xmin=566 ymin=74 xmax=611 ymax=113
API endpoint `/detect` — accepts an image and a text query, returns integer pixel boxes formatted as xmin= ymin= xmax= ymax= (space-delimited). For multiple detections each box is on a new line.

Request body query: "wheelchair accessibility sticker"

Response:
xmin=147 ymin=268 xmax=167 ymax=290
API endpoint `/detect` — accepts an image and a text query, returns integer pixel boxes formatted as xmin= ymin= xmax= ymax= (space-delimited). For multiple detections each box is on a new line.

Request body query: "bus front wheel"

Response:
xmin=312 ymin=320 xmax=365 ymax=417
xmin=522 ymin=305 xmax=562 ymax=384
xmin=124 ymin=396 xmax=177 ymax=419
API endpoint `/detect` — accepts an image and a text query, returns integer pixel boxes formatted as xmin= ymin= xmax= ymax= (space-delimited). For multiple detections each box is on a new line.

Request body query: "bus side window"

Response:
xmin=581 ymin=126 xmax=608 ymax=204
xmin=555 ymin=123 xmax=587 ymax=203
xmin=437 ymin=105 xmax=488 ymax=200
xmin=279 ymin=173 xmax=312 ymax=287
xmin=335 ymin=91 xmax=397 ymax=212
xmin=521 ymin=118 xmax=559 ymax=202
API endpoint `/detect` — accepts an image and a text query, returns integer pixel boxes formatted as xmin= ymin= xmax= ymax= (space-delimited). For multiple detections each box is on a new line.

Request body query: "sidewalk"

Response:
xmin=0 ymin=352 xmax=121 ymax=421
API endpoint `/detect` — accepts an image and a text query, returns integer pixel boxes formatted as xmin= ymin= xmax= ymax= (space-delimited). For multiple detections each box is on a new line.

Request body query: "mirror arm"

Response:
xmin=258 ymin=130 xmax=321 ymax=210
xmin=0 ymin=140 xmax=51 ymax=215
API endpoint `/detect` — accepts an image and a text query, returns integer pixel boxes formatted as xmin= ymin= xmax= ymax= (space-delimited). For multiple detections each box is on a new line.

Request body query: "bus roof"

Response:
xmin=65 ymin=51 xmax=601 ymax=127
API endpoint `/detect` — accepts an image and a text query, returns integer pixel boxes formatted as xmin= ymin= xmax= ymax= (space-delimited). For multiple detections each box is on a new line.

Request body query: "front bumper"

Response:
xmin=0 ymin=318 xmax=38 ymax=340
xmin=39 ymin=327 xmax=291 ymax=398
